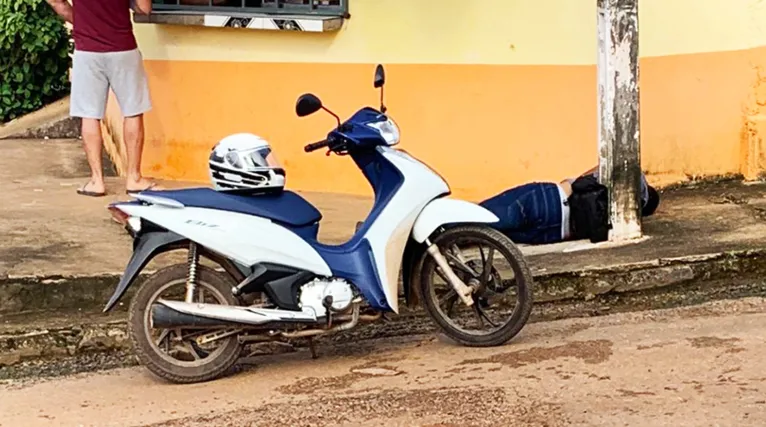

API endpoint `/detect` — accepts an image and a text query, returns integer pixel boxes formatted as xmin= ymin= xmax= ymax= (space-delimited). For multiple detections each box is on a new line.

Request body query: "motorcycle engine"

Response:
xmin=298 ymin=278 xmax=355 ymax=317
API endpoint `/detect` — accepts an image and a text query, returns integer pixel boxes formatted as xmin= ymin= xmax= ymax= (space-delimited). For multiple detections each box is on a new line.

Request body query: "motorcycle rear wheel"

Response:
xmin=417 ymin=225 xmax=533 ymax=347
xmin=128 ymin=264 xmax=242 ymax=384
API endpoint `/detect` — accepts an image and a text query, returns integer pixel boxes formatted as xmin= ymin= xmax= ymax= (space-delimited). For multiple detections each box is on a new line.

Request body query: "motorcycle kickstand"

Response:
xmin=307 ymin=336 xmax=319 ymax=360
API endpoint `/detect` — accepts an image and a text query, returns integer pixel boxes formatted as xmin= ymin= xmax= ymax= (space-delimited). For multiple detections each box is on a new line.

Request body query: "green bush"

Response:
xmin=0 ymin=0 xmax=72 ymax=122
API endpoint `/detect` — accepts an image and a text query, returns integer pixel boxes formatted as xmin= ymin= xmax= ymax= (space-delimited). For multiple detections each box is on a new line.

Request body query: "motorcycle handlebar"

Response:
xmin=304 ymin=139 xmax=329 ymax=153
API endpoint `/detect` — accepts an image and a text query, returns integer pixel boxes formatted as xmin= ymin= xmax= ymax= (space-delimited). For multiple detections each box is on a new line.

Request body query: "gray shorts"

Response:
xmin=70 ymin=48 xmax=152 ymax=120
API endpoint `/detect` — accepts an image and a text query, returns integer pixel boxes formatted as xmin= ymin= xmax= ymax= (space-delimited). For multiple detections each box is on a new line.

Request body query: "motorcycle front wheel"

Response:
xmin=416 ymin=225 xmax=533 ymax=347
xmin=128 ymin=264 xmax=243 ymax=384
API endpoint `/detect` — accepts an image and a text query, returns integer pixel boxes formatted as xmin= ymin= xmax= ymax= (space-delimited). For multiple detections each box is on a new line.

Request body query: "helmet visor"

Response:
xmin=240 ymin=147 xmax=282 ymax=169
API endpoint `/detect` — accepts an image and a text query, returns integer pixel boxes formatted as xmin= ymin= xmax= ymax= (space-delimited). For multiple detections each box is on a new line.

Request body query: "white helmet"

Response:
xmin=208 ymin=133 xmax=286 ymax=193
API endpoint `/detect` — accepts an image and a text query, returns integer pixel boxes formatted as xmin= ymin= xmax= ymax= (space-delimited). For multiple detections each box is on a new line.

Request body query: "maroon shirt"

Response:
xmin=72 ymin=0 xmax=138 ymax=52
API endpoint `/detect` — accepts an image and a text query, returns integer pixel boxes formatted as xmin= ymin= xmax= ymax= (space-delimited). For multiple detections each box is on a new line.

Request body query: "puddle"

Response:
xmin=459 ymin=340 xmax=614 ymax=368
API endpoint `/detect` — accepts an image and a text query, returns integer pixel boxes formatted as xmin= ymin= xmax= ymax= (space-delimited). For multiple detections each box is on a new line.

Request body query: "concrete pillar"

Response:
xmin=597 ymin=0 xmax=642 ymax=241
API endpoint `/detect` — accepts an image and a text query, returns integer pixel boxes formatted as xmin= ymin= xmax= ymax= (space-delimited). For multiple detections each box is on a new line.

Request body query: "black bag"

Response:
xmin=568 ymin=175 xmax=611 ymax=243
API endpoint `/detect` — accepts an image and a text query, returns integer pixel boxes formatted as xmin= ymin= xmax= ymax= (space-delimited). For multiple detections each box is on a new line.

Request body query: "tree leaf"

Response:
xmin=0 ymin=0 xmax=71 ymax=122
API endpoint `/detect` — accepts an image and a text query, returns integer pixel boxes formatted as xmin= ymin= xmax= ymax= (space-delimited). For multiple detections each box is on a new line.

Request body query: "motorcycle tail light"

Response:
xmin=108 ymin=205 xmax=129 ymax=226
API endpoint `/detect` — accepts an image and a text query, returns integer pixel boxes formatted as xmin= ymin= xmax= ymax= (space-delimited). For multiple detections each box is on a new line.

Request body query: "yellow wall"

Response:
xmin=104 ymin=0 xmax=766 ymax=201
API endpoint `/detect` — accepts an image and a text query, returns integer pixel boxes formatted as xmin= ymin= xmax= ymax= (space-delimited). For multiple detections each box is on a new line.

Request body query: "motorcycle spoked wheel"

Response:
xmin=416 ymin=225 xmax=534 ymax=347
xmin=128 ymin=264 xmax=243 ymax=384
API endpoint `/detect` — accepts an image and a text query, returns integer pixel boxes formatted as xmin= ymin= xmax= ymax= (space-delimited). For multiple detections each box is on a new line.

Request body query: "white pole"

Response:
xmin=597 ymin=0 xmax=642 ymax=241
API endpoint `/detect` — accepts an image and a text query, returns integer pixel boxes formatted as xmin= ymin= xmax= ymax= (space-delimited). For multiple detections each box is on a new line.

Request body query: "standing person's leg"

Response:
xmin=80 ymin=119 xmax=106 ymax=194
xmin=70 ymin=50 xmax=111 ymax=197
xmin=106 ymin=48 xmax=157 ymax=193
xmin=123 ymin=113 xmax=152 ymax=193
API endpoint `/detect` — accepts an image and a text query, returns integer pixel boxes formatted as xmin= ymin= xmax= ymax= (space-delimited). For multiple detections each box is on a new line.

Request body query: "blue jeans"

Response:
xmin=479 ymin=182 xmax=564 ymax=245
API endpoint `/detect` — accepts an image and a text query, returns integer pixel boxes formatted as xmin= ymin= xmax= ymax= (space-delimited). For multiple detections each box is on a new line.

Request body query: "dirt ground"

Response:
xmin=1 ymin=297 xmax=765 ymax=427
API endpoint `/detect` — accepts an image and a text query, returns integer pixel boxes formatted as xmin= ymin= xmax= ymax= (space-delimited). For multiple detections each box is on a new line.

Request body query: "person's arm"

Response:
xmin=561 ymin=165 xmax=598 ymax=187
xmin=131 ymin=0 xmax=153 ymax=15
xmin=580 ymin=165 xmax=598 ymax=177
xmin=45 ymin=0 xmax=73 ymax=24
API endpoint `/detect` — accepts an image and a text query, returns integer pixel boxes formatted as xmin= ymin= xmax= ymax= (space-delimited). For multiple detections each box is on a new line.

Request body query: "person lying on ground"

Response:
xmin=479 ymin=171 xmax=659 ymax=245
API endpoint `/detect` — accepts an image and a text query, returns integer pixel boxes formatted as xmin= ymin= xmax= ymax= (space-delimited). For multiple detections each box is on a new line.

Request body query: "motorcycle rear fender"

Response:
xmin=103 ymin=228 xmax=189 ymax=312
xmin=410 ymin=198 xmax=499 ymax=243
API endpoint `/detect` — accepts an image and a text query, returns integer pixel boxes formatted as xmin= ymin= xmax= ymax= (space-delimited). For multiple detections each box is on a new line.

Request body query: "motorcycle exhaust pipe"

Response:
xmin=151 ymin=304 xmax=237 ymax=329
xmin=149 ymin=299 xmax=318 ymax=329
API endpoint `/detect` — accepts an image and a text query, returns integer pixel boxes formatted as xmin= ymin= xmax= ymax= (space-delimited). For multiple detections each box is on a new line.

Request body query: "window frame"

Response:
xmin=150 ymin=0 xmax=349 ymax=18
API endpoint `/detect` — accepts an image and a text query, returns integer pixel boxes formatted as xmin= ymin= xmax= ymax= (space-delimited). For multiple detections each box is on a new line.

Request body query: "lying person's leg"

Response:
xmin=480 ymin=182 xmax=566 ymax=245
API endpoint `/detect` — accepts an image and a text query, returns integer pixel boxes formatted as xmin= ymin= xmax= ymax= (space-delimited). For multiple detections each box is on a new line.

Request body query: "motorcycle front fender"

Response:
xmin=410 ymin=198 xmax=499 ymax=243
xmin=102 ymin=230 xmax=187 ymax=312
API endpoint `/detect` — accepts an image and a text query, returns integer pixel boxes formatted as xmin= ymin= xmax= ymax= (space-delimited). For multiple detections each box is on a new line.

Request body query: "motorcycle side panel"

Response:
xmin=118 ymin=204 xmax=333 ymax=276
xmin=359 ymin=148 xmax=451 ymax=312
xmin=411 ymin=198 xmax=499 ymax=243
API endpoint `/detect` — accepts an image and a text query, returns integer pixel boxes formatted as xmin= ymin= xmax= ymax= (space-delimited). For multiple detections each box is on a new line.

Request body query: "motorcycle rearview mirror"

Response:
xmin=373 ymin=64 xmax=387 ymax=113
xmin=295 ymin=93 xmax=342 ymax=129
xmin=374 ymin=64 xmax=385 ymax=88
xmin=295 ymin=93 xmax=323 ymax=117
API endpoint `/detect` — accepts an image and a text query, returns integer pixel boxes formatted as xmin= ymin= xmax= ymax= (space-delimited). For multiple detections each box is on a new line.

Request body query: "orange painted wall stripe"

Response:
xmin=141 ymin=61 xmax=596 ymax=200
xmin=640 ymin=48 xmax=755 ymax=179
xmin=138 ymin=47 xmax=760 ymax=200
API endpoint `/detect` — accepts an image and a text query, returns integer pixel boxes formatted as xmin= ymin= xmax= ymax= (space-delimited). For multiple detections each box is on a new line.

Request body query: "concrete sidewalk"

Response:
xmin=2 ymin=138 xmax=766 ymax=307
xmin=0 ymin=139 xmax=372 ymax=278
xmin=3 ymin=138 xmax=766 ymax=369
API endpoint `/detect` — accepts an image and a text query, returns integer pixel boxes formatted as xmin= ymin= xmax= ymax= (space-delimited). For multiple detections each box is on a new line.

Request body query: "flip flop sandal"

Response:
xmin=76 ymin=184 xmax=106 ymax=197
xmin=126 ymin=182 xmax=158 ymax=195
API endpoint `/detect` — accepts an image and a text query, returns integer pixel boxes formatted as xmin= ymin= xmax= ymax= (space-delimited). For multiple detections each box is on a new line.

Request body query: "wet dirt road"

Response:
xmin=2 ymin=298 xmax=766 ymax=427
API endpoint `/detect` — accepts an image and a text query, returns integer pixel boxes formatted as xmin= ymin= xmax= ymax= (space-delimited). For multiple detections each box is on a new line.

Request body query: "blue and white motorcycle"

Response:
xmin=105 ymin=65 xmax=533 ymax=384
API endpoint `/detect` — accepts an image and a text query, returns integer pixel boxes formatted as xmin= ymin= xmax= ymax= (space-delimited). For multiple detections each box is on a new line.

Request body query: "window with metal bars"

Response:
xmin=151 ymin=0 xmax=347 ymax=17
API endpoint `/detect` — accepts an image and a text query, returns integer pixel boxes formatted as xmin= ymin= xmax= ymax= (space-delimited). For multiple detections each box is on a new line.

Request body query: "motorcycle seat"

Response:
xmin=140 ymin=187 xmax=322 ymax=227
